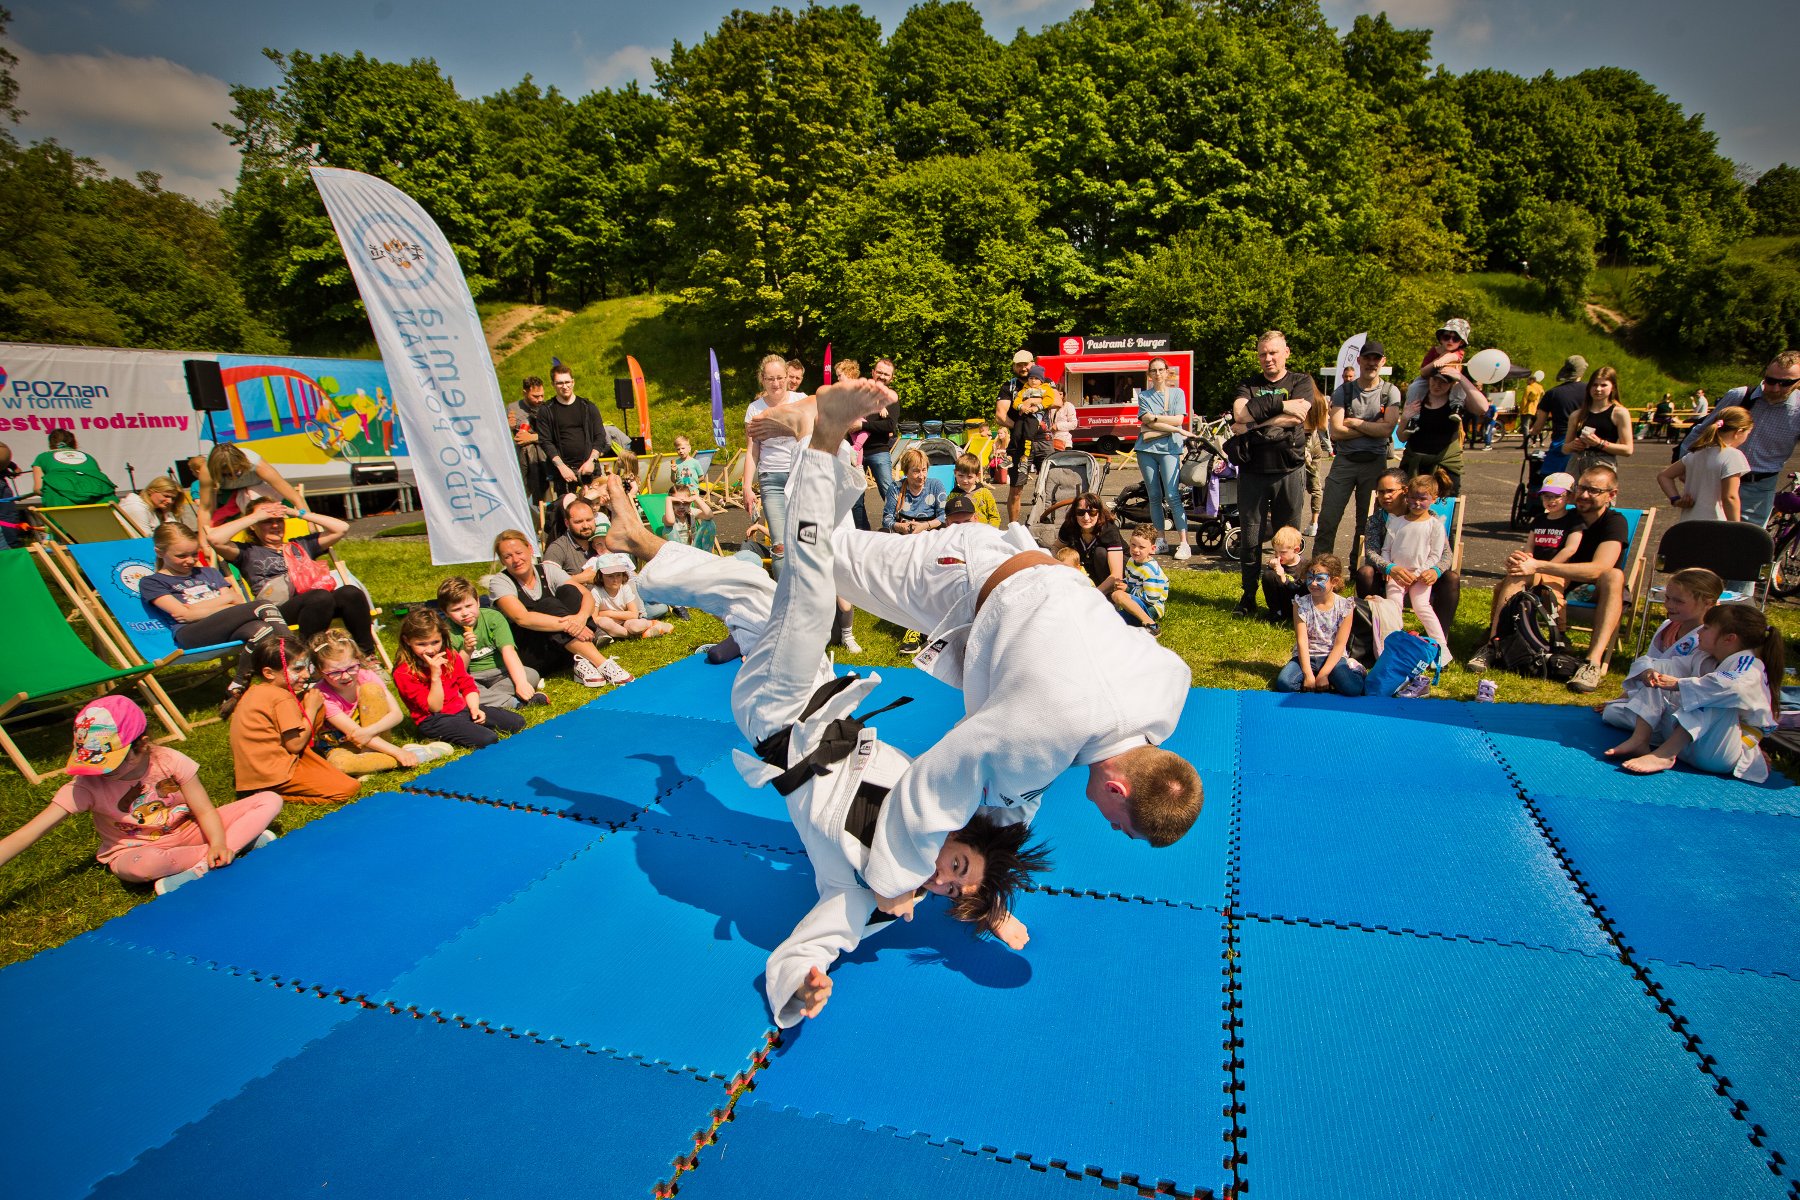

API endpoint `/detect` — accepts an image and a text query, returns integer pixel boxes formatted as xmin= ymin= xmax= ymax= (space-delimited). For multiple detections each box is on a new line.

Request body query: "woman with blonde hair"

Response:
xmin=119 ymin=476 xmax=192 ymax=535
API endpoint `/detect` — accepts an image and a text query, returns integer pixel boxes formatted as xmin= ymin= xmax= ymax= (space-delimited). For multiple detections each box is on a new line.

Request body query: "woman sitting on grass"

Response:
xmin=487 ymin=529 xmax=633 ymax=687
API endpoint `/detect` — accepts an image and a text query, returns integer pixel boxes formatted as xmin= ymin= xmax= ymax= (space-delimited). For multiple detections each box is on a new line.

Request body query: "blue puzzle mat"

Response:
xmin=99 ymin=791 xmax=601 ymax=996
xmin=87 ymin=1008 xmax=728 ymax=1200
xmin=751 ymin=894 xmax=1233 ymax=1198
xmin=677 ymin=1101 xmax=1117 ymax=1198
xmin=2 ymin=938 xmax=356 ymax=1200
xmin=1536 ymin=793 xmax=1800 ymax=978
xmin=1239 ymin=692 xmax=1513 ymax=790
xmin=1233 ymin=918 xmax=1788 ymax=1199
xmin=1236 ymin=776 xmax=1611 ymax=953
xmin=411 ymin=705 xmax=737 ymax=818
xmin=375 ymin=825 xmax=813 ymax=1081
xmin=1643 ymin=960 xmax=1800 ymax=1175
xmin=633 ymin=757 xmax=807 ymax=852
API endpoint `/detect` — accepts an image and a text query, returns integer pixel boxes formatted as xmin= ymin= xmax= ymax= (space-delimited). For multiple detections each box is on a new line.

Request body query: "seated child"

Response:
xmin=137 ymin=521 xmax=288 ymax=710
xmin=229 ymin=632 xmax=361 ymax=806
xmin=0 ymin=697 xmax=280 ymax=896
xmin=1274 ymin=554 xmax=1365 ymax=696
xmin=950 ymin=452 xmax=1001 ymax=527
xmin=392 ymin=609 xmax=528 ymax=750
xmin=1054 ymin=545 xmax=1093 ymax=581
xmin=310 ymin=629 xmax=454 ymax=775
xmin=1610 ymin=603 xmax=1782 ymax=781
xmin=660 ymin=484 xmax=717 ymax=549
xmin=586 ymin=552 xmax=675 ymax=639
xmin=438 ymin=576 xmax=547 ymax=709
xmin=1600 ymin=568 xmax=1721 ymax=737
xmin=669 ymin=435 xmax=705 ymax=491
xmin=1114 ymin=523 xmax=1169 ymax=635
xmin=1260 ymin=525 xmax=1307 ymax=623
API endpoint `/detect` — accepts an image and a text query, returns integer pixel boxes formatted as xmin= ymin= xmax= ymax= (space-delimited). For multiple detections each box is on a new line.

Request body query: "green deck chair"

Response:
xmin=36 ymin=502 xmax=142 ymax=544
xmin=0 ymin=551 xmax=186 ymax=784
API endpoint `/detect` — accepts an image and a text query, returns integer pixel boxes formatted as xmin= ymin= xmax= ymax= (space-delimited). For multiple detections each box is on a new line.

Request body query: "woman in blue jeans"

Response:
xmin=859 ymin=375 xmax=900 ymax=528
xmin=1135 ymin=358 xmax=1191 ymax=560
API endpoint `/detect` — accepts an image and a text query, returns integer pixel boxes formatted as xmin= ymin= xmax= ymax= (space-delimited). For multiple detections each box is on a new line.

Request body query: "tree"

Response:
xmin=0 ymin=5 xmax=20 ymax=140
xmin=1635 ymin=225 xmax=1800 ymax=361
xmin=878 ymin=1 xmax=1010 ymax=160
xmin=1747 ymin=164 xmax=1800 ymax=236
xmin=540 ymin=85 xmax=668 ymax=305
xmin=475 ymin=77 xmax=571 ymax=303
xmin=1341 ymin=13 xmax=1431 ymax=110
xmin=1521 ymin=201 xmax=1597 ymax=318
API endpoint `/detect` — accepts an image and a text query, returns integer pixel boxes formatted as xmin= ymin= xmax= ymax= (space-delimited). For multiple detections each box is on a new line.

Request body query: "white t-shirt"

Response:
xmin=118 ymin=491 xmax=175 ymax=534
xmin=746 ymin=392 xmax=805 ymax=476
xmin=1678 ymin=445 xmax=1750 ymax=522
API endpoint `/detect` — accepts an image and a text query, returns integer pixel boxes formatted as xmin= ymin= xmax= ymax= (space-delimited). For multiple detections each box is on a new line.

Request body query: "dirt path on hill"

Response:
xmin=484 ymin=304 xmax=568 ymax=359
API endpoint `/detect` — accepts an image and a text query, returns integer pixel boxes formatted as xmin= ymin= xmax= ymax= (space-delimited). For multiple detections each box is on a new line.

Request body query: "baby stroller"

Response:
xmin=1027 ymin=450 xmax=1109 ymax=547
xmin=1510 ymin=448 xmax=1548 ymax=530
xmin=917 ymin=436 xmax=962 ymax=494
xmin=1112 ymin=418 xmax=1242 ymax=559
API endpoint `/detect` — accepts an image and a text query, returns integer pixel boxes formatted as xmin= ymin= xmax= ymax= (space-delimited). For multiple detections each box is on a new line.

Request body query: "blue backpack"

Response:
xmin=1366 ymin=630 xmax=1442 ymax=697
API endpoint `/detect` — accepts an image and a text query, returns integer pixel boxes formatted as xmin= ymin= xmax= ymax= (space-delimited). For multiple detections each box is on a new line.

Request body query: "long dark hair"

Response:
xmin=945 ymin=814 xmax=1053 ymax=936
xmin=1056 ymin=492 xmax=1116 ymax=547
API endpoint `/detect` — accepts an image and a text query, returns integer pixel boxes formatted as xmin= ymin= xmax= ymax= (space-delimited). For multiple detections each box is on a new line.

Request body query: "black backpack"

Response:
xmin=1494 ymin=586 xmax=1581 ymax=681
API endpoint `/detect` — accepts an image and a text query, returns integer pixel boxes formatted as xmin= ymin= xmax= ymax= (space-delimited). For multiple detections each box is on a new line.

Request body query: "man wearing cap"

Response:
xmin=1316 ymin=339 xmax=1401 ymax=559
xmin=1526 ymin=355 xmax=1590 ymax=474
xmin=1675 ymin=349 xmax=1800 ymax=528
xmin=996 ymin=350 xmax=1052 ymax=525
xmin=0 ymin=697 xmax=281 ymax=896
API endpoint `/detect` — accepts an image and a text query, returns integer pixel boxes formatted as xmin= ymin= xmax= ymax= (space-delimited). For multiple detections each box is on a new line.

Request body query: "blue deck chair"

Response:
xmin=45 ymin=539 xmax=245 ymax=672
xmin=1565 ymin=506 xmax=1654 ymax=658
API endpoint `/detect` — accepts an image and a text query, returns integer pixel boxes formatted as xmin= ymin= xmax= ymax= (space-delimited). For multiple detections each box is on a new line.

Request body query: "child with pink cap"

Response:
xmin=0 ymin=696 xmax=282 ymax=895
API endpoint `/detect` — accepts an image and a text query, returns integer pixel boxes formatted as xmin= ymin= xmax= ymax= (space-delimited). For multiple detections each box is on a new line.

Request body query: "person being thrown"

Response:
xmin=595 ymin=380 xmax=1050 ymax=1027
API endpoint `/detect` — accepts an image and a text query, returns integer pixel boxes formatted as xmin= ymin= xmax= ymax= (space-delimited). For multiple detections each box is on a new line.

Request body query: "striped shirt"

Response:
xmin=1125 ymin=556 xmax=1169 ymax=620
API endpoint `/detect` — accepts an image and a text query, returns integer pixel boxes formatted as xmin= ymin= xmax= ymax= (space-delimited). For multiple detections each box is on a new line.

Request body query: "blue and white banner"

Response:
xmin=312 ymin=167 xmax=535 ymax=563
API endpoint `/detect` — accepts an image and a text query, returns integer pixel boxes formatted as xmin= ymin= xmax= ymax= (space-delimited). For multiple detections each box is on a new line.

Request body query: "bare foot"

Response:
xmin=1603 ymin=737 xmax=1651 ymax=759
xmin=813 ymin=379 xmax=897 ymax=450
xmin=597 ymin=475 xmax=658 ymax=558
xmin=1621 ymin=750 xmax=1678 ymax=775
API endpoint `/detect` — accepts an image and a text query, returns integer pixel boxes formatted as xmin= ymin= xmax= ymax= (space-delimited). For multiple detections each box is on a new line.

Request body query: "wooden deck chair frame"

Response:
xmin=702 ymin=449 xmax=746 ymax=508
xmin=2 ymin=549 xmax=188 ymax=783
xmin=1565 ymin=506 xmax=1656 ymax=662
xmin=36 ymin=502 xmax=143 ymax=544
xmin=294 ymin=485 xmax=396 ymax=671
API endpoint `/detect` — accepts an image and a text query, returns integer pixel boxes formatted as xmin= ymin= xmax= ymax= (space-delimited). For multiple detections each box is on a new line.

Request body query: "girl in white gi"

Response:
xmin=595 ymin=382 xmax=1049 ymax=1027
xmin=1601 ymin=568 xmax=1722 ymax=751
xmin=1382 ymin=471 xmax=1453 ymax=667
xmin=1617 ymin=603 xmax=1784 ymax=782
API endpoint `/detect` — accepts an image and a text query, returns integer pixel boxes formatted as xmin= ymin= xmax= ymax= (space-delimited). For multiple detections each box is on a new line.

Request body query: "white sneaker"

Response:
xmin=154 ymin=865 xmax=205 ymax=896
xmin=841 ymin=631 xmax=863 ymax=654
xmin=573 ymin=656 xmax=606 ymax=688
xmin=599 ymin=657 xmax=635 ymax=685
xmin=1304 ymin=522 xmax=1318 ymax=537
xmin=1173 ymin=542 xmax=1192 ymax=561
xmin=1155 ymin=540 xmax=1170 ymax=556
xmin=250 ymin=830 xmax=277 ymax=852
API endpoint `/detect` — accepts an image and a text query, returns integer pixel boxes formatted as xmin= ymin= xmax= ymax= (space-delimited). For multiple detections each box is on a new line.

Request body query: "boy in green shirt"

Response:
xmin=437 ymin=576 xmax=548 ymax=710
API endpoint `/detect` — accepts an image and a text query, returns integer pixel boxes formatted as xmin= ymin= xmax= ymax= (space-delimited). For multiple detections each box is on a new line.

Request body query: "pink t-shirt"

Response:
xmin=50 ymin=746 xmax=200 ymax=862
xmin=320 ymin=667 xmax=383 ymax=718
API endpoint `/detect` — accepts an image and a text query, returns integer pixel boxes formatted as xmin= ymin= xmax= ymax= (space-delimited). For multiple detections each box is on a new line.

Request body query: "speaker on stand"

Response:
xmin=183 ymin=359 xmax=229 ymax=448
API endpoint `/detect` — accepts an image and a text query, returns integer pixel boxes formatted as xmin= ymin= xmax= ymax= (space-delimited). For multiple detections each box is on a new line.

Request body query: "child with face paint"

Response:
xmin=228 ymin=631 xmax=360 ymax=805
xmin=1273 ymin=554 xmax=1366 ymax=696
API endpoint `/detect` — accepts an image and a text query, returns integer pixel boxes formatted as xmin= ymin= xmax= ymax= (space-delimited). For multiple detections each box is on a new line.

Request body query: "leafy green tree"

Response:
xmin=1521 ymin=201 xmax=1597 ymax=317
xmin=541 ymin=85 xmax=668 ymax=305
xmin=1747 ymin=164 xmax=1800 ymax=236
xmin=0 ymin=5 xmax=20 ymax=139
xmin=475 ymin=77 xmax=571 ymax=302
xmin=653 ymin=5 xmax=885 ymax=349
xmin=1341 ymin=13 xmax=1430 ymax=109
xmin=878 ymin=1 xmax=1010 ymax=160
xmin=1635 ymin=225 xmax=1800 ymax=360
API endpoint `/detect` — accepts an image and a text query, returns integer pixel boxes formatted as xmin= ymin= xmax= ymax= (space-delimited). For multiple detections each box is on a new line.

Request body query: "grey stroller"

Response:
xmin=1026 ymin=450 xmax=1109 ymax=547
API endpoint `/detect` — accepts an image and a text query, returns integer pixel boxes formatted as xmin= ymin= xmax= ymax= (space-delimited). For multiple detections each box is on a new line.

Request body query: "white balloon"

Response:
xmin=1466 ymin=347 xmax=1511 ymax=385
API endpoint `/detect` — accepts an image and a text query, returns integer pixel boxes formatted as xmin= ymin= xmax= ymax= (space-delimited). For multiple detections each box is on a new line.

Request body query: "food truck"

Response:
xmin=1032 ymin=335 xmax=1197 ymax=453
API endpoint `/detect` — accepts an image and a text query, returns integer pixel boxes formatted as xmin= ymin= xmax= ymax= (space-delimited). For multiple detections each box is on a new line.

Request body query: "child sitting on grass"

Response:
xmin=309 ymin=629 xmax=453 ymax=776
xmin=1113 ymin=523 xmax=1169 ymax=635
xmin=438 ymin=576 xmax=546 ymax=709
xmin=586 ymin=552 xmax=675 ymax=639
xmin=392 ymin=609 xmax=528 ymax=750
xmin=230 ymin=631 xmax=360 ymax=806
xmin=0 ymin=697 xmax=281 ymax=896
xmin=1259 ymin=525 xmax=1307 ymax=623
xmin=1600 ymin=568 xmax=1722 ymax=737
xmin=1274 ymin=554 xmax=1365 ymax=696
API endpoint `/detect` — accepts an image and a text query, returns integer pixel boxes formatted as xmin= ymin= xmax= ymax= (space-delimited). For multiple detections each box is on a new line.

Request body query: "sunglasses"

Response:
xmin=1763 ymin=375 xmax=1800 ymax=389
xmin=1572 ymin=484 xmax=1614 ymax=495
xmin=1073 ymin=507 xmax=1099 ymax=517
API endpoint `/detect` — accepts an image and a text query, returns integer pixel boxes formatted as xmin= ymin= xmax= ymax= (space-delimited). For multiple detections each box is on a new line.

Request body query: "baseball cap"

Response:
xmin=1358 ymin=340 xmax=1387 ymax=360
xmin=1012 ymin=350 xmax=1035 ymax=365
xmin=945 ymin=494 xmax=977 ymax=522
xmin=1538 ymin=472 xmax=1575 ymax=496
xmin=1436 ymin=317 xmax=1471 ymax=343
xmin=1557 ymin=355 xmax=1588 ymax=382
xmin=589 ymin=552 xmax=634 ymax=577
xmin=67 ymin=696 xmax=147 ymax=776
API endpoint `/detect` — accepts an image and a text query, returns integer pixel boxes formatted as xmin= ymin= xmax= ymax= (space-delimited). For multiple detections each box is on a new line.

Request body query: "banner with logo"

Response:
xmin=708 ymin=349 xmax=725 ymax=448
xmin=312 ymin=167 xmax=535 ymax=563
xmin=0 ymin=343 xmax=196 ymax=487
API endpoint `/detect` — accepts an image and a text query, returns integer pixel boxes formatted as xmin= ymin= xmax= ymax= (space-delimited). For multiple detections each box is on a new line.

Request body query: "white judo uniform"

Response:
xmin=828 ymin=516 xmax=1192 ymax=900
xmin=1658 ymin=650 xmax=1776 ymax=783
xmin=1601 ymin=620 xmax=1714 ymax=739
xmin=635 ymin=447 xmax=931 ymax=1028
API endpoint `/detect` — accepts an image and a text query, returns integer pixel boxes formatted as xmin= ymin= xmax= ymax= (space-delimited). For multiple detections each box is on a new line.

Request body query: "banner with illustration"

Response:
xmin=210 ymin=354 xmax=408 ymax=478
xmin=312 ymin=166 xmax=535 ymax=563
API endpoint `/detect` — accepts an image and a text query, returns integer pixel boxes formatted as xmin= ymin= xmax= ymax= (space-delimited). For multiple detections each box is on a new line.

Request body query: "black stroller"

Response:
xmin=1112 ymin=419 xmax=1242 ymax=559
xmin=1510 ymin=448 xmax=1548 ymax=530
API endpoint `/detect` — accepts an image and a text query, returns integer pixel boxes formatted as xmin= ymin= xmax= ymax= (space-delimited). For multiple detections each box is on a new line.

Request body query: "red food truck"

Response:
xmin=1032 ymin=335 xmax=1197 ymax=453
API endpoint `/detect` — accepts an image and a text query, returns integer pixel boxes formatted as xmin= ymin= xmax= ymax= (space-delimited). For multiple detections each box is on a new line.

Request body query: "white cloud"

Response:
xmin=581 ymin=44 xmax=656 ymax=92
xmin=11 ymin=44 xmax=240 ymax=202
xmin=1321 ymin=0 xmax=1462 ymax=27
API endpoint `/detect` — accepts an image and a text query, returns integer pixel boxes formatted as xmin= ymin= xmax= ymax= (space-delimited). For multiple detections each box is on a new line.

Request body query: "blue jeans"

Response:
xmin=1740 ymin=472 xmax=1781 ymax=529
xmin=759 ymin=470 xmax=790 ymax=575
xmin=1136 ymin=449 xmax=1187 ymax=535
xmin=864 ymin=450 xmax=897 ymax=527
xmin=1274 ymin=654 xmax=1366 ymax=696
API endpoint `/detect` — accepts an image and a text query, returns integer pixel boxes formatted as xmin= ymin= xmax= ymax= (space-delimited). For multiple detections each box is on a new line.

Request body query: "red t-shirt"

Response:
xmin=393 ymin=651 xmax=478 ymax=723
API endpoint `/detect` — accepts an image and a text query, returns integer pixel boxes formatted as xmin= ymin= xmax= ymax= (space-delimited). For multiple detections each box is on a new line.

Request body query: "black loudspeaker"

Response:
xmin=614 ymin=378 xmax=635 ymax=412
xmin=184 ymin=359 xmax=229 ymax=412
xmin=351 ymin=460 xmax=401 ymax=515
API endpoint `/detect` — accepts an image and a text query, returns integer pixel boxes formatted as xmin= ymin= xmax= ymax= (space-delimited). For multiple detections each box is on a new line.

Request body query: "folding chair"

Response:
xmin=1566 ymin=506 xmax=1654 ymax=660
xmin=36 ymin=503 xmax=142 ymax=544
xmin=0 ymin=550 xmax=188 ymax=783
xmin=642 ymin=454 xmax=673 ymax=494
xmin=293 ymin=486 xmax=395 ymax=670
xmin=1629 ymin=519 xmax=1774 ymax=655
xmin=1430 ymin=495 xmax=1466 ymax=573
xmin=701 ymin=449 xmax=743 ymax=508
xmin=639 ymin=493 xmax=669 ymax=533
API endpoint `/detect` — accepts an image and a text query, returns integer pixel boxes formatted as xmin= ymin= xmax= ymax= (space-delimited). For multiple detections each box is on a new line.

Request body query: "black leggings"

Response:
xmin=510 ymin=581 xmax=591 ymax=675
xmin=172 ymin=602 xmax=288 ymax=686
xmin=279 ymin=588 xmax=375 ymax=652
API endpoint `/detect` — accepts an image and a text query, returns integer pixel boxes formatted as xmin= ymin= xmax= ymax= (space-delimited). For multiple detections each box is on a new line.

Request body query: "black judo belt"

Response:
xmin=753 ymin=673 xmax=914 ymax=797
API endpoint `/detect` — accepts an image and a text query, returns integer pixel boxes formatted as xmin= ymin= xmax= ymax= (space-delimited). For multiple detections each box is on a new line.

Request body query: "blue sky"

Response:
xmin=8 ymin=0 xmax=1795 ymax=201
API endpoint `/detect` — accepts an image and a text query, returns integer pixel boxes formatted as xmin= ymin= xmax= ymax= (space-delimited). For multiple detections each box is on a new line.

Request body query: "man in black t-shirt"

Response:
xmin=1229 ymin=331 xmax=1317 ymax=616
xmin=1467 ymin=465 xmax=1629 ymax=692
xmin=533 ymin=364 xmax=610 ymax=494
xmin=1525 ymin=354 xmax=1589 ymax=473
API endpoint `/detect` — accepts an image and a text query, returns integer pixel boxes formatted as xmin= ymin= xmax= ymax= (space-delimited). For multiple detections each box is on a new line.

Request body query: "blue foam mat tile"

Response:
xmin=1238 ymin=689 xmax=1483 ymax=730
xmin=410 ymin=707 xmax=736 ymax=817
xmin=1642 ymin=960 xmax=1800 ymax=1174
xmin=1 ymin=938 xmax=356 ymax=1200
xmin=1535 ymin=794 xmax=1800 ymax=978
xmin=1234 ymin=918 xmax=1788 ymax=1199
xmin=1484 ymin=720 xmax=1795 ymax=811
xmin=1024 ymin=766 xmax=1233 ymax=908
xmin=99 ymin=791 xmax=602 ymax=996
xmin=678 ymin=1101 xmax=1119 ymax=1199
xmin=751 ymin=895 xmax=1232 ymax=1198
xmin=376 ymin=825 xmax=813 ymax=1081
xmin=1237 ymin=778 xmax=1611 ymax=953
xmin=633 ymin=757 xmax=807 ymax=852
xmin=578 ymin=650 xmax=740 ymax=718
xmin=87 ymin=1009 xmax=727 ymax=1200
xmin=1240 ymin=704 xmax=1511 ymax=789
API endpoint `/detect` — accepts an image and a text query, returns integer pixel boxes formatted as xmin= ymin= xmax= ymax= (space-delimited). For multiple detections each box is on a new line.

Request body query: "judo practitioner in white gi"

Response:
xmin=1608 ymin=603 xmax=1783 ymax=782
xmin=596 ymin=381 xmax=1049 ymax=1027
xmin=1601 ymin=568 xmax=1720 ymax=753
xmin=746 ymin=401 xmax=1202 ymax=919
